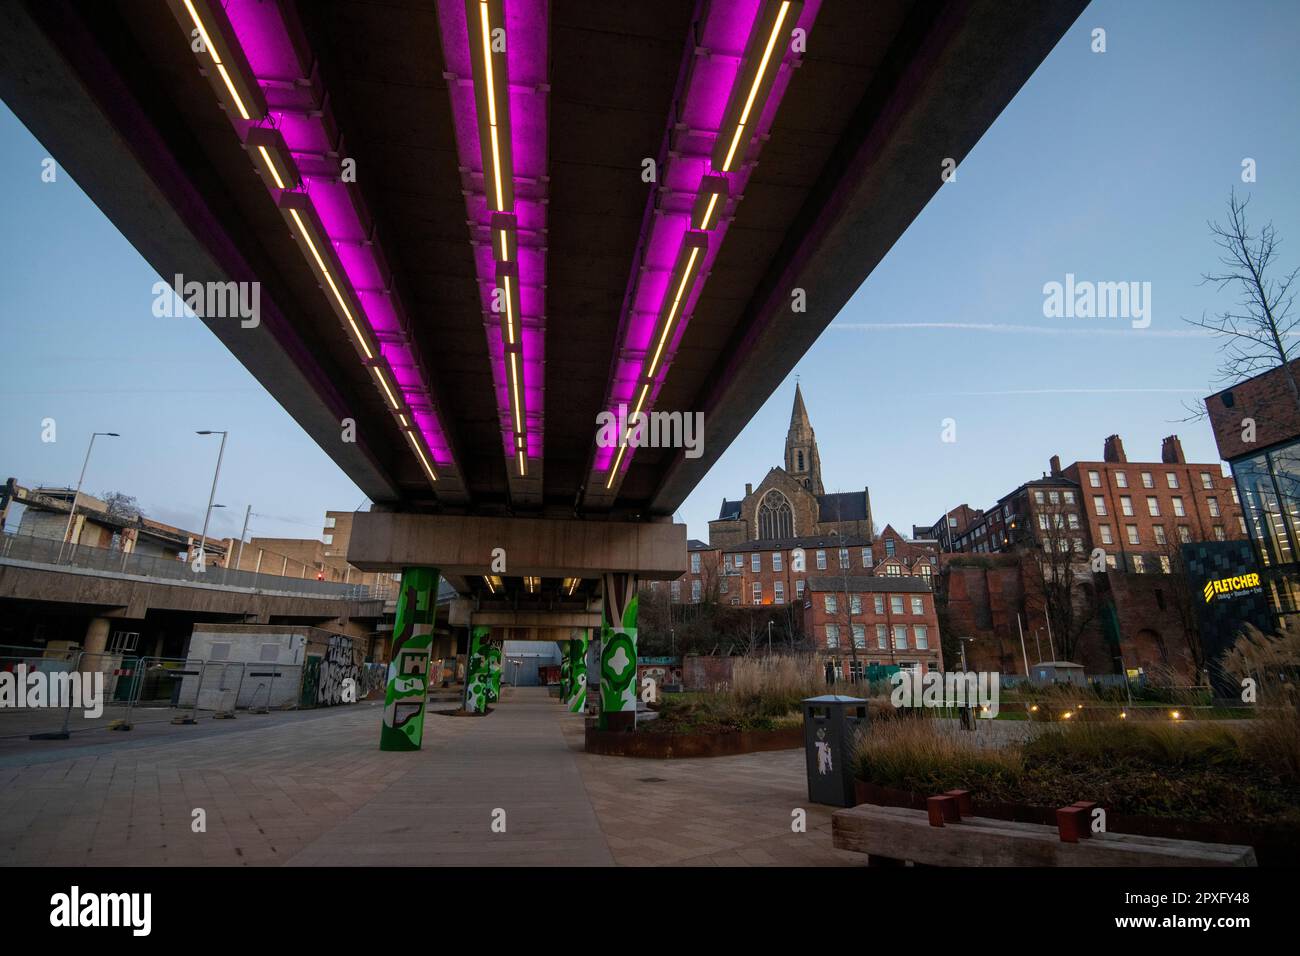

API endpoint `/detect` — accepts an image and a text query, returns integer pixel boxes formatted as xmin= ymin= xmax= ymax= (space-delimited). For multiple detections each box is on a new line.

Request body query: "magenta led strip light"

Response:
xmin=436 ymin=0 xmax=547 ymax=479
xmin=175 ymin=0 xmax=454 ymax=486
xmin=597 ymin=0 xmax=819 ymax=489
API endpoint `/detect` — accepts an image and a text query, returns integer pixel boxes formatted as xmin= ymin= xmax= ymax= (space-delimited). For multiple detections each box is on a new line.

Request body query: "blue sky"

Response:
xmin=2 ymin=0 xmax=1298 ymax=544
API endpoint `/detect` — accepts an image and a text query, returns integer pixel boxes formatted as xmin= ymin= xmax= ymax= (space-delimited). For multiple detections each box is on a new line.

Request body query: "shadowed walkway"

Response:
xmin=0 ymin=686 xmax=856 ymax=867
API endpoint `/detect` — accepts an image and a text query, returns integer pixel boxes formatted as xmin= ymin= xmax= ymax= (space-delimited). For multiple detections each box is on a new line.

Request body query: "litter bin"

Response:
xmin=801 ymin=694 xmax=868 ymax=807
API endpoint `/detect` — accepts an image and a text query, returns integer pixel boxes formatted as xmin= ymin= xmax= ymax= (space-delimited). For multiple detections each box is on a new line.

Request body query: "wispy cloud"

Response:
xmin=833 ymin=322 xmax=1213 ymax=337
xmin=920 ymin=387 xmax=1206 ymax=396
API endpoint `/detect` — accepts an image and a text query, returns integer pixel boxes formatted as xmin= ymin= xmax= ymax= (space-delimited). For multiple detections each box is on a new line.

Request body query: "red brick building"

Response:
xmin=952 ymin=434 xmax=1245 ymax=571
xmin=654 ymin=523 xmax=939 ymax=610
xmin=803 ymin=575 xmax=944 ymax=680
xmin=936 ymin=432 xmax=1244 ymax=682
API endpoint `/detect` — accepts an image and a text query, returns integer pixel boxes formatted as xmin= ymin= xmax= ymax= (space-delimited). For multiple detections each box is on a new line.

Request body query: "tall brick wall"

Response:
xmin=936 ymin=556 xmax=1201 ymax=681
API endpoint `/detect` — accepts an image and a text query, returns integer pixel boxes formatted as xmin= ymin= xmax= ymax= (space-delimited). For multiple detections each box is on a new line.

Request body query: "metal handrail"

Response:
xmin=0 ymin=530 xmax=379 ymax=600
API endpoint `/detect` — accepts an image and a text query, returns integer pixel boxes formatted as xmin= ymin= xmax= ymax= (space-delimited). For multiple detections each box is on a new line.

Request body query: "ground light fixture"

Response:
xmin=166 ymin=0 xmax=267 ymax=121
xmin=712 ymin=0 xmax=804 ymax=173
xmin=467 ymin=0 xmax=514 ymax=214
xmin=606 ymin=231 xmax=709 ymax=487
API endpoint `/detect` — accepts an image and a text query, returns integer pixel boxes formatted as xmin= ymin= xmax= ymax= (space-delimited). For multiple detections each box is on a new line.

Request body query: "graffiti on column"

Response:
xmin=360 ymin=662 xmax=388 ymax=698
xmin=379 ymin=566 xmax=439 ymax=751
xmin=599 ymin=573 xmax=639 ymax=726
xmin=567 ymin=632 xmax=588 ymax=713
xmin=486 ymin=642 xmax=503 ymax=703
xmin=464 ymin=625 xmax=492 ymax=713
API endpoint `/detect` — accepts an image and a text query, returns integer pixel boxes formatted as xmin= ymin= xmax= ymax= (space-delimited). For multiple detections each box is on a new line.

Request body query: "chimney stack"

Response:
xmin=745 ymin=483 xmax=753 ymax=497
xmin=1103 ymin=434 xmax=1127 ymax=463
xmin=1161 ymin=435 xmax=1185 ymax=464
xmin=1049 ymin=455 xmax=1062 ymax=477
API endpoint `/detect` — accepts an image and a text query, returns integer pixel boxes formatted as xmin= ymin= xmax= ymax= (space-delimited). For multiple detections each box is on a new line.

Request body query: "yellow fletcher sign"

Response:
xmin=1203 ymin=572 xmax=1262 ymax=603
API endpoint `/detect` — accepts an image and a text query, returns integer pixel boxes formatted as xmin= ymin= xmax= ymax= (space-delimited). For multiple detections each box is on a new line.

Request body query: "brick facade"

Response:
xmin=803 ymin=575 xmax=944 ymax=677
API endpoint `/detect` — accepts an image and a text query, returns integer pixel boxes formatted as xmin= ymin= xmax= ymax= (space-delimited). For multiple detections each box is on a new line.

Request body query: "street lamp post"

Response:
xmin=235 ymin=504 xmax=252 ymax=571
xmin=767 ymin=619 xmax=773 ymax=657
xmin=959 ymin=636 xmax=973 ymax=672
xmin=58 ymin=431 xmax=119 ymax=563
xmin=195 ymin=431 xmax=228 ymax=573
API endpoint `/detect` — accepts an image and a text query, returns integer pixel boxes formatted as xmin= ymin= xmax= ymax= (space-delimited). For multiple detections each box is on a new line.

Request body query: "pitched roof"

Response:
xmin=805 ymin=575 xmax=932 ymax=594
xmin=790 ymin=383 xmax=811 ymax=428
xmin=719 ymin=533 xmax=873 ymax=553
xmin=817 ymin=491 xmax=868 ymax=522
xmin=717 ymin=498 xmax=743 ymax=520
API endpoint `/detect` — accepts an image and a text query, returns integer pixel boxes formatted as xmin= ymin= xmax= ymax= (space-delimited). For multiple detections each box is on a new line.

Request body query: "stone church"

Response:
xmin=707 ymin=385 xmax=874 ymax=549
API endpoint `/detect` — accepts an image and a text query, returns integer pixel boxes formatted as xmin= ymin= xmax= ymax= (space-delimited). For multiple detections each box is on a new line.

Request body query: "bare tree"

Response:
xmin=101 ymin=491 xmax=142 ymax=520
xmin=1183 ymin=189 xmax=1299 ymax=420
xmin=1011 ymin=492 xmax=1097 ymax=662
xmin=1153 ymin=535 xmax=1204 ymax=681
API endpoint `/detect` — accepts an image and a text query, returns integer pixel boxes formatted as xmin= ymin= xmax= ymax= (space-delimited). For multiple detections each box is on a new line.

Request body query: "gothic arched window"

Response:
xmin=757 ymin=490 xmax=795 ymax=540
xmin=797 ymin=450 xmax=805 ymax=471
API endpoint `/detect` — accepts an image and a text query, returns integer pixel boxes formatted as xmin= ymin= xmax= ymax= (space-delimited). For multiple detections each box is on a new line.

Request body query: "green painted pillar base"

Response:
xmin=598 ymin=573 xmax=638 ymax=731
xmin=566 ymin=631 xmax=588 ymax=713
xmin=380 ymin=566 xmax=439 ymax=751
xmin=486 ymin=641 xmax=502 ymax=703
xmin=464 ymin=625 xmax=492 ymax=713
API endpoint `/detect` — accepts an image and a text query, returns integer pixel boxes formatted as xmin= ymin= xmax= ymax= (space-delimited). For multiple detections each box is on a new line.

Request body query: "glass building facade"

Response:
xmin=1232 ymin=437 xmax=1300 ymax=624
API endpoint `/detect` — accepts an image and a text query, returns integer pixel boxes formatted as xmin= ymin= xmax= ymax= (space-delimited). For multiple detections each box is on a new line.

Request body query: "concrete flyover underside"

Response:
xmin=0 ymin=0 xmax=1088 ymax=518
xmin=346 ymin=512 xmax=686 ymax=580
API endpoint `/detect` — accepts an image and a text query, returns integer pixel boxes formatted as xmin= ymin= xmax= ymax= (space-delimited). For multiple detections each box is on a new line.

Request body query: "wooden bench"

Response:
xmin=832 ymin=804 xmax=1257 ymax=866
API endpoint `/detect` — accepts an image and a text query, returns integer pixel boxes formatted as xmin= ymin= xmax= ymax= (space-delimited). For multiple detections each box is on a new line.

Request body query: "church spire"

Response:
xmin=790 ymin=382 xmax=811 ymax=429
xmin=784 ymin=384 xmax=824 ymax=494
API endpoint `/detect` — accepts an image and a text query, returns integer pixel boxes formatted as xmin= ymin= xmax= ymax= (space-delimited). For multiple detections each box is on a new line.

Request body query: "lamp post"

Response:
xmin=767 ymin=619 xmax=773 ymax=657
xmin=226 ymin=503 xmax=253 ymax=584
xmin=958 ymin=636 xmax=974 ymax=672
xmin=58 ymin=431 xmax=119 ymax=562
xmin=195 ymin=430 xmax=228 ymax=572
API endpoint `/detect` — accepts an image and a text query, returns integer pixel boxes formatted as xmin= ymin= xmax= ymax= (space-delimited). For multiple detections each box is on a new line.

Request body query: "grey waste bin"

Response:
xmin=802 ymin=694 xmax=868 ymax=807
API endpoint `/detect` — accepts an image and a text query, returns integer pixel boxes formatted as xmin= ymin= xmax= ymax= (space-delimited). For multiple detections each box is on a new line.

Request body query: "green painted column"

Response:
xmin=379 ymin=566 xmax=439 ymax=751
xmin=464 ymin=625 xmax=492 ymax=713
xmin=599 ymin=573 xmax=639 ymax=731
xmin=566 ymin=631 xmax=588 ymax=713
xmin=559 ymin=643 xmax=572 ymax=701
xmin=486 ymin=642 xmax=503 ymax=703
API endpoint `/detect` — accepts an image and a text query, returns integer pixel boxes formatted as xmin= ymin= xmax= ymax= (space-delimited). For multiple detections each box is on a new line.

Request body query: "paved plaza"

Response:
xmin=0 ymin=687 xmax=858 ymax=867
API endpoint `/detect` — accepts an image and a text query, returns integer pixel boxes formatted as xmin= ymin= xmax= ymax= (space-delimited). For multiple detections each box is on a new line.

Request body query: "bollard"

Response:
xmin=944 ymin=789 xmax=973 ymax=818
xmin=927 ymin=795 xmax=959 ymax=827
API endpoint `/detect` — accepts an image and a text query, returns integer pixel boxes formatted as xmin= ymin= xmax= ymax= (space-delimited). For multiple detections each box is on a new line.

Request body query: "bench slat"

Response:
xmin=832 ymin=805 xmax=1256 ymax=867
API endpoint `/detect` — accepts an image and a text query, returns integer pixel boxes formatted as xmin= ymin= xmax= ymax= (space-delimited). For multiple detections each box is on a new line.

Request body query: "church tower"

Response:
xmin=784 ymin=384 xmax=824 ymax=494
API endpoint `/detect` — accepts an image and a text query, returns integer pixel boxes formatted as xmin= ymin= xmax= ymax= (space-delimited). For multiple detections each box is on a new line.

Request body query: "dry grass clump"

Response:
xmin=852 ymin=702 xmax=1300 ymax=824
xmin=1218 ymin=624 xmax=1300 ymax=784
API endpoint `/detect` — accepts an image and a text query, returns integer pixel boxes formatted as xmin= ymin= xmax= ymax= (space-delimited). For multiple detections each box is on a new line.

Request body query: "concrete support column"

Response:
xmin=486 ymin=639 xmax=503 ymax=704
xmin=379 ymin=566 xmax=439 ymax=751
xmin=559 ymin=641 xmax=571 ymax=701
xmin=464 ymin=625 xmax=492 ymax=713
xmin=599 ymin=573 xmax=639 ymax=731
xmin=566 ymin=630 xmax=588 ymax=713
xmin=82 ymin=617 xmax=111 ymax=657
